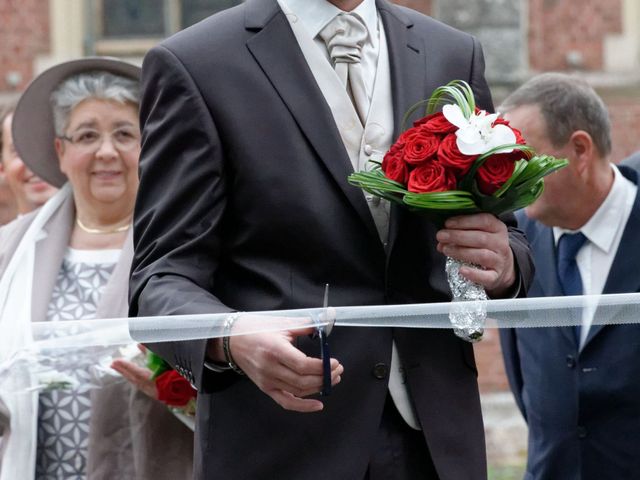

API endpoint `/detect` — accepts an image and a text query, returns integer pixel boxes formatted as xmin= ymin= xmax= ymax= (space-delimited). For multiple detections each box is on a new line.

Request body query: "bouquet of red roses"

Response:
xmin=349 ymin=80 xmax=567 ymax=341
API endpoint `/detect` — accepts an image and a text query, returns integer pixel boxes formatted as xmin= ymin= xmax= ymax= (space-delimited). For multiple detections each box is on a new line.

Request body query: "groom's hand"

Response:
xmin=207 ymin=319 xmax=343 ymax=413
xmin=436 ymin=213 xmax=516 ymax=297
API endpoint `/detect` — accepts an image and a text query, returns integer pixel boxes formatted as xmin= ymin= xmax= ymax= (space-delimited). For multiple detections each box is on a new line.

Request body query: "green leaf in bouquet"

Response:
xmin=462 ymin=154 xmax=566 ymax=216
xmin=401 ymin=99 xmax=432 ymax=131
xmin=459 ymin=144 xmax=535 ymax=191
xmin=492 ymin=159 xmax=530 ymax=198
xmin=147 ymin=351 xmax=172 ymax=380
xmin=401 ymin=80 xmax=478 ymax=131
xmin=502 ymin=180 xmax=545 ymax=215
xmin=426 ymin=80 xmax=476 ymax=118
xmin=403 ymin=190 xmax=479 ymax=211
xmin=348 ymin=169 xmax=407 ymax=205
xmin=476 ymin=185 xmax=524 ymax=215
xmin=512 ymin=155 xmax=568 ymax=194
xmin=402 ymin=190 xmax=481 ymax=227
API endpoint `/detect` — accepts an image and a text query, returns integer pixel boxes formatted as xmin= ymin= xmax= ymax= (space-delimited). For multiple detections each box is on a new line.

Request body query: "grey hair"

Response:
xmin=499 ymin=72 xmax=612 ymax=157
xmin=50 ymin=71 xmax=140 ymax=136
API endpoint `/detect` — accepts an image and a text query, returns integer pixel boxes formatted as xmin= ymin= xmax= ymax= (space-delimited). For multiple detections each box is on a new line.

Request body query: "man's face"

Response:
xmin=504 ymin=104 xmax=577 ymax=227
xmin=0 ymin=113 xmax=57 ymax=214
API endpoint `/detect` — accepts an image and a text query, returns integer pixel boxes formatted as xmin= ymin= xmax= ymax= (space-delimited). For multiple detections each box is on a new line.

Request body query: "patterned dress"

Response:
xmin=35 ymin=248 xmax=120 ymax=480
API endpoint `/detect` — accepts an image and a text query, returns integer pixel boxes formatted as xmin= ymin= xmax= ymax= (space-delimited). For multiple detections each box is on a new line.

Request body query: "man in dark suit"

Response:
xmin=129 ymin=1 xmax=533 ymax=478
xmin=500 ymin=73 xmax=640 ymax=480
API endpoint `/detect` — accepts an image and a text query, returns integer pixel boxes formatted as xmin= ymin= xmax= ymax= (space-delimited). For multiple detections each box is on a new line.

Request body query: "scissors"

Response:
xmin=317 ymin=283 xmax=334 ymax=396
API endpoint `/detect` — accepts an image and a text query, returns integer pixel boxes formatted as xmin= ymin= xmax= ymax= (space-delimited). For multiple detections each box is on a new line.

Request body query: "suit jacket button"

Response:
xmin=372 ymin=363 xmax=388 ymax=380
xmin=577 ymin=426 xmax=588 ymax=439
xmin=566 ymin=355 xmax=576 ymax=369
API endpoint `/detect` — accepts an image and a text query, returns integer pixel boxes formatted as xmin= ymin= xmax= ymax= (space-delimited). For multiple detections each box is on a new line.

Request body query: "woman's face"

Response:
xmin=55 ymin=98 xmax=140 ymax=213
xmin=2 ymin=113 xmax=57 ymax=214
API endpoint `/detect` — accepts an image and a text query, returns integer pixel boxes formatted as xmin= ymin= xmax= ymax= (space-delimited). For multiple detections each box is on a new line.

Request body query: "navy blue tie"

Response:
xmin=557 ymin=232 xmax=587 ymax=340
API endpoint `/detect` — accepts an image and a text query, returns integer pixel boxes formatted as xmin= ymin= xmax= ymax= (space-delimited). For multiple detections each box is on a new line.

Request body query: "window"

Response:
xmin=88 ymin=0 xmax=242 ymax=55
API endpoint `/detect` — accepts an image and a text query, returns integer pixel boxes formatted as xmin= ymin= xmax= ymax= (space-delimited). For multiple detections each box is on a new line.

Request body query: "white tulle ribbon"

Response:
xmin=0 ymin=292 xmax=635 ymax=350
xmin=3 ymin=292 xmax=640 ymax=393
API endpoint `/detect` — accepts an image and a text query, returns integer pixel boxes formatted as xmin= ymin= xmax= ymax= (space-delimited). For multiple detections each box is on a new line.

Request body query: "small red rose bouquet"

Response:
xmin=349 ymin=80 xmax=567 ymax=342
xmin=147 ymin=351 xmax=197 ymax=419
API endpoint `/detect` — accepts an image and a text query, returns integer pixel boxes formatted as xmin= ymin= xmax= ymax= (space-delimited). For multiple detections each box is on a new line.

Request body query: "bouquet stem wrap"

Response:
xmin=445 ymin=257 xmax=487 ymax=342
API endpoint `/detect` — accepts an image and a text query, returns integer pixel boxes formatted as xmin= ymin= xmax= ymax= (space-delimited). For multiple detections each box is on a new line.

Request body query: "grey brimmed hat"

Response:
xmin=12 ymin=57 xmax=141 ymax=188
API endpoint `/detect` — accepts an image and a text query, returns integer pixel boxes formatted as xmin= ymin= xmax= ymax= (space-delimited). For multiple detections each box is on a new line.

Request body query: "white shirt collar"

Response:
xmin=553 ymin=164 xmax=633 ymax=254
xmin=284 ymin=0 xmax=378 ymax=42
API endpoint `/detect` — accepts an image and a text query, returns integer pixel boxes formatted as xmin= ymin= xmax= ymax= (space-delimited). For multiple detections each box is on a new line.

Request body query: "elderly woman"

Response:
xmin=0 ymin=58 xmax=193 ymax=480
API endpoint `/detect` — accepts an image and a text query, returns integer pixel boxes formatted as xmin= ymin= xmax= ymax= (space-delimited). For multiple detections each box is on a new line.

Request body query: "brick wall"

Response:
xmin=0 ymin=0 xmax=50 ymax=92
xmin=476 ymin=332 xmax=510 ymax=392
xmin=528 ymin=0 xmax=623 ymax=71
xmin=393 ymin=0 xmax=432 ymax=14
xmin=608 ymin=99 xmax=640 ymax=163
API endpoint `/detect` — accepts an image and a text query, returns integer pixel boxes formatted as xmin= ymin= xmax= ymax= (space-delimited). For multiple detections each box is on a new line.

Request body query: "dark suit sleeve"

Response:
xmin=503 ymin=220 xmax=533 ymax=299
xmin=130 ymin=44 xmax=235 ymax=393
xmin=469 ymin=36 xmax=494 ymax=113
xmin=500 ymin=329 xmax=527 ymax=420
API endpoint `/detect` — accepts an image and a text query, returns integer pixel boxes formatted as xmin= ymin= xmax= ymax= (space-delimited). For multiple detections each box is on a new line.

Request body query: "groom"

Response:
xmin=130 ymin=0 xmax=533 ymax=478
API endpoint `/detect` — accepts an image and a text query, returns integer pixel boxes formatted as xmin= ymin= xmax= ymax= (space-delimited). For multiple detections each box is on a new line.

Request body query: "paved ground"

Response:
xmin=481 ymin=392 xmax=527 ymax=479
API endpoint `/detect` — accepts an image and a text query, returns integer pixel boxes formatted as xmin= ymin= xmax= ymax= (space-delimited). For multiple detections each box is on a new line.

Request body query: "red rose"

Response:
xmin=414 ymin=112 xmax=457 ymax=135
xmin=382 ymin=142 xmax=409 ymax=185
xmin=407 ymin=160 xmax=457 ymax=193
xmin=476 ymin=155 xmax=516 ymax=195
xmin=437 ymin=133 xmax=478 ymax=177
xmin=399 ymin=127 xmax=439 ymax=165
xmin=156 ymin=370 xmax=197 ymax=407
xmin=512 ymin=127 xmax=526 ymax=145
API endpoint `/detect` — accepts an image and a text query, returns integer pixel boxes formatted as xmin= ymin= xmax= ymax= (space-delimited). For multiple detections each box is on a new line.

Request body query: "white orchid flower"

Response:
xmin=442 ymin=104 xmax=516 ymax=156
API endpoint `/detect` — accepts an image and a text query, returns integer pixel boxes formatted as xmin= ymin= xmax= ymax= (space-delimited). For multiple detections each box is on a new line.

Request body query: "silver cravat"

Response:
xmin=319 ymin=13 xmax=370 ymax=125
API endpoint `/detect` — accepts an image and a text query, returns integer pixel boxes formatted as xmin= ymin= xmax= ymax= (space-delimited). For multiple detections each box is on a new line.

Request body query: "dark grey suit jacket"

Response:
xmin=130 ymin=1 xmax=534 ymax=478
xmin=501 ymin=166 xmax=640 ymax=480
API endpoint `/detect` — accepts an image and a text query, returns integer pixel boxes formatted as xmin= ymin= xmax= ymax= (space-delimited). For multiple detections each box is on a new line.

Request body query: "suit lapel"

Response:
xmin=583 ymin=176 xmax=640 ymax=348
xmin=530 ymin=226 xmax=563 ymax=297
xmin=376 ymin=0 xmax=426 ymax=255
xmin=530 ymin=226 xmax=578 ymax=345
xmin=244 ymin=0 xmax=379 ymax=240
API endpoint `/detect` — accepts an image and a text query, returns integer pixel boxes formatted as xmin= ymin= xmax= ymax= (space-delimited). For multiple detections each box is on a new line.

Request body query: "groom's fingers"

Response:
xmin=436 ymin=213 xmax=516 ymax=295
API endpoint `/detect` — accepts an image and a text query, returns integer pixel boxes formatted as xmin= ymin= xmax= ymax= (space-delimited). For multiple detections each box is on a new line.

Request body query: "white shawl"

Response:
xmin=0 ymin=184 xmax=71 ymax=480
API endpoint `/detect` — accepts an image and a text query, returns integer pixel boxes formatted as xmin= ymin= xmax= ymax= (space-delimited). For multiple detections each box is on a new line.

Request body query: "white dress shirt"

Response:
xmin=553 ymin=164 xmax=637 ymax=348
xmin=285 ymin=0 xmax=379 ymax=102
